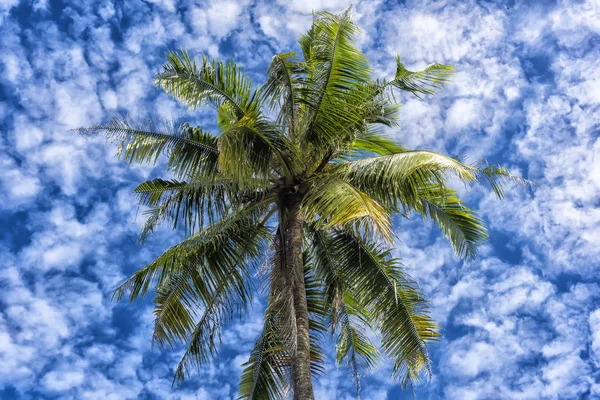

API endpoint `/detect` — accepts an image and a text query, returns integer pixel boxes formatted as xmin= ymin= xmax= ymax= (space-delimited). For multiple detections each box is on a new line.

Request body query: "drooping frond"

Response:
xmin=416 ymin=186 xmax=487 ymax=259
xmin=301 ymin=175 xmax=392 ymax=241
xmin=238 ymin=233 xmax=293 ymax=400
xmin=325 ymin=230 xmax=438 ymax=389
xmin=173 ymin=283 xmax=252 ymax=385
xmin=339 ymin=150 xmax=476 ymax=212
xmin=112 ymin=208 xmax=270 ymax=305
xmin=155 ymin=50 xmax=257 ymax=118
xmin=74 ymin=118 xmax=219 ymax=178
xmin=386 ymin=56 xmax=454 ymax=98
xmin=335 ymin=298 xmax=381 ymax=395
xmin=303 ymin=257 xmax=328 ymax=379
xmin=307 ymin=229 xmax=381 ymax=394
xmin=238 ymin=307 xmax=290 ymax=400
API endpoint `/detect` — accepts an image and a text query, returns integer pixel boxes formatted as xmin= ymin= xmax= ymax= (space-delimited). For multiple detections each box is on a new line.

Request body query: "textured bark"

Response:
xmin=283 ymin=195 xmax=314 ymax=400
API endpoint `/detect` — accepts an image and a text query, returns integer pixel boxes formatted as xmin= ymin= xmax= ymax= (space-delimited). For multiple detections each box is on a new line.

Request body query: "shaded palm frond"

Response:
xmin=112 ymin=208 xmax=270 ymax=305
xmin=218 ymin=114 xmax=294 ymax=182
xmin=260 ymin=52 xmax=307 ymax=136
xmin=74 ymin=118 xmax=219 ymax=178
xmin=326 ymin=230 xmax=438 ymax=389
xmin=307 ymin=229 xmax=381 ymax=394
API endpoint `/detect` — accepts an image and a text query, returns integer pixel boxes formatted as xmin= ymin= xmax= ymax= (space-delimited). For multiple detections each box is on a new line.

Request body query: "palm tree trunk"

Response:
xmin=283 ymin=195 xmax=314 ymax=400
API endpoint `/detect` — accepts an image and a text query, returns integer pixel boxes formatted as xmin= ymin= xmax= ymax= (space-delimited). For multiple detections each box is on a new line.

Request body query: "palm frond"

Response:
xmin=134 ymin=176 xmax=270 ymax=242
xmin=327 ymin=230 xmax=438 ymax=389
xmin=386 ymin=56 xmax=454 ymax=98
xmin=74 ymin=118 xmax=219 ymax=178
xmin=217 ymin=114 xmax=294 ymax=182
xmin=475 ymin=163 xmax=534 ymax=200
xmin=112 ymin=208 xmax=269 ymax=305
xmin=173 ymin=283 xmax=243 ymax=385
xmin=155 ymin=50 xmax=257 ymax=118
xmin=416 ymin=186 xmax=487 ymax=260
xmin=301 ymin=8 xmax=372 ymax=149
xmin=339 ymin=150 xmax=476 ymax=211
xmin=260 ymin=52 xmax=306 ymax=136
xmin=350 ymin=132 xmax=406 ymax=156
xmin=301 ymin=175 xmax=392 ymax=241
xmin=307 ymin=229 xmax=381 ymax=394
xmin=238 ymin=308 xmax=290 ymax=400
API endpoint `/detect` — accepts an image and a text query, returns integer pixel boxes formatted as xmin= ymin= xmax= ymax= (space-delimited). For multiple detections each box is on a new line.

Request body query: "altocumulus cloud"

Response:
xmin=0 ymin=0 xmax=598 ymax=399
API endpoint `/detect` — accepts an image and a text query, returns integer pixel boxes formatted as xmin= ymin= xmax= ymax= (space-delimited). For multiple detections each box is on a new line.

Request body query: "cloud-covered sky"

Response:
xmin=0 ymin=0 xmax=598 ymax=398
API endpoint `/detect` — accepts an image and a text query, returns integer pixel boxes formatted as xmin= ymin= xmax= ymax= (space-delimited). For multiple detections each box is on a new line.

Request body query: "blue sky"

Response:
xmin=0 ymin=0 xmax=599 ymax=399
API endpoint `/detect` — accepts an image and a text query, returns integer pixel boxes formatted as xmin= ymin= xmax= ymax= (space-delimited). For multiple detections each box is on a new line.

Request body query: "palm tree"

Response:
xmin=77 ymin=8 xmax=526 ymax=400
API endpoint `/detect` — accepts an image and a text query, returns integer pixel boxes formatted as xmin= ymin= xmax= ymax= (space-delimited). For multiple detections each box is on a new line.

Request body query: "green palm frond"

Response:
xmin=155 ymin=50 xmax=257 ymax=118
xmin=134 ymin=177 xmax=243 ymax=242
xmin=336 ymin=300 xmax=381 ymax=394
xmin=173 ymin=283 xmax=245 ymax=385
xmin=340 ymin=150 xmax=476 ymax=211
xmin=350 ymin=132 xmax=406 ymax=156
xmin=327 ymin=230 xmax=438 ymax=389
xmin=386 ymin=56 xmax=454 ymax=98
xmin=301 ymin=8 xmax=372 ymax=149
xmin=112 ymin=208 xmax=269 ymax=304
xmin=74 ymin=118 xmax=219 ymax=178
xmin=261 ymin=52 xmax=306 ymax=136
xmin=308 ymin=229 xmax=381 ymax=394
xmin=217 ymin=114 xmax=294 ymax=182
xmin=238 ymin=308 xmax=290 ymax=400
xmin=416 ymin=186 xmax=488 ymax=259
xmin=301 ymin=175 xmax=392 ymax=241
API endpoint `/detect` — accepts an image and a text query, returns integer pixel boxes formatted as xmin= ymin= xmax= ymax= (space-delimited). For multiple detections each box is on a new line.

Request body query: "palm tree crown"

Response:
xmin=77 ymin=7 xmax=527 ymax=399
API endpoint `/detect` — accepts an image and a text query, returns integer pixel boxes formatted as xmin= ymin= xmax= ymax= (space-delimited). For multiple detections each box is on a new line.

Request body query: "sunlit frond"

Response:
xmin=350 ymin=132 xmax=406 ymax=156
xmin=339 ymin=150 xmax=476 ymax=212
xmin=416 ymin=186 xmax=487 ymax=259
xmin=301 ymin=8 xmax=373 ymax=150
xmin=475 ymin=162 xmax=534 ymax=200
xmin=301 ymin=175 xmax=392 ymax=241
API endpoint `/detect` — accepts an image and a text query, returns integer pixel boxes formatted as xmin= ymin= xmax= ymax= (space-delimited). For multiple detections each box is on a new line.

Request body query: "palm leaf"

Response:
xmin=74 ymin=118 xmax=219 ymax=179
xmin=155 ymin=50 xmax=256 ymax=118
xmin=301 ymin=8 xmax=372 ymax=150
xmin=416 ymin=186 xmax=488 ymax=259
xmin=339 ymin=150 xmax=476 ymax=212
xmin=327 ymin=230 xmax=438 ymax=389
xmin=301 ymin=175 xmax=392 ymax=241
xmin=386 ymin=56 xmax=454 ymax=98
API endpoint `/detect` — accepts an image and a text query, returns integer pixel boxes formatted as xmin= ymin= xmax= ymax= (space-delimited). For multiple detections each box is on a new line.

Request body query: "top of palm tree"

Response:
xmin=75 ymin=6 xmax=530 ymax=399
